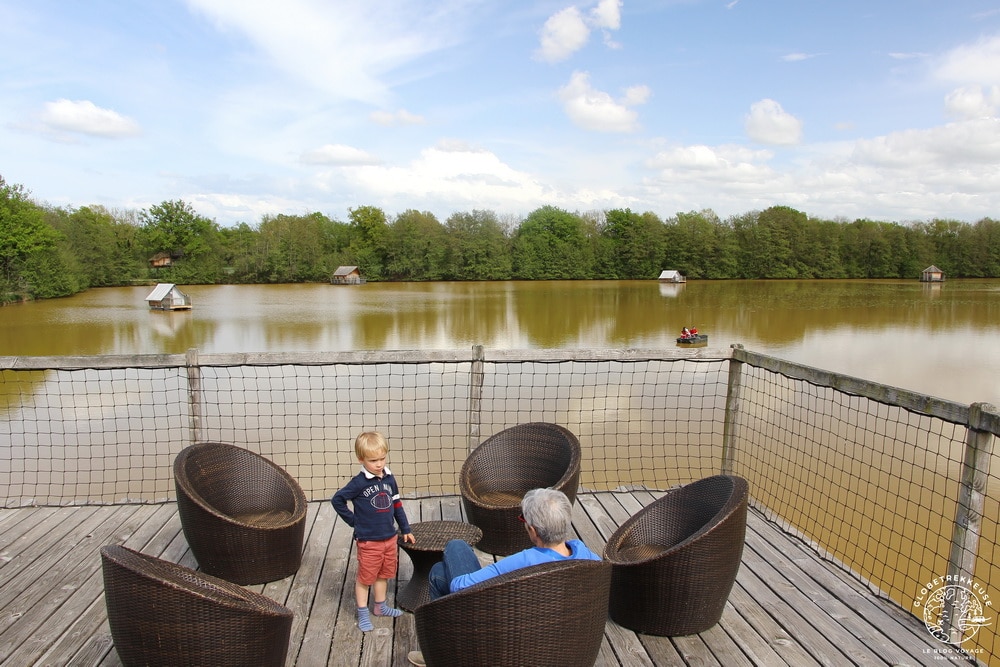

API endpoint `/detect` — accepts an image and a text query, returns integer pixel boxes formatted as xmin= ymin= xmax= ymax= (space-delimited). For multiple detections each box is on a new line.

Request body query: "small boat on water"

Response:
xmin=676 ymin=334 xmax=708 ymax=345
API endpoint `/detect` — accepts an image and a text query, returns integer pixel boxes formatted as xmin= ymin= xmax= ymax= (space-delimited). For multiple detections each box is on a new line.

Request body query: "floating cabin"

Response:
xmin=657 ymin=269 xmax=686 ymax=283
xmin=331 ymin=266 xmax=365 ymax=285
xmin=144 ymin=283 xmax=192 ymax=311
xmin=920 ymin=265 xmax=945 ymax=282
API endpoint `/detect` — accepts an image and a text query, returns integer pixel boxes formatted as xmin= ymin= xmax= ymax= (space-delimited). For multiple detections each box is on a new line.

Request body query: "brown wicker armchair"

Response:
xmin=414 ymin=559 xmax=610 ymax=667
xmin=174 ymin=442 xmax=308 ymax=585
xmin=100 ymin=544 xmax=293 ymax=667
xmin=603 ymin=475 xmax=749 ymax=636
xmin=460 ymin=422 xmax=582 ymax=555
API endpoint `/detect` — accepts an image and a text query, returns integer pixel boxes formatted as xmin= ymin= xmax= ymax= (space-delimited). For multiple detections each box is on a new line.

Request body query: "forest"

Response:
xmin=2 ymin=174 xmax=999 ymax=304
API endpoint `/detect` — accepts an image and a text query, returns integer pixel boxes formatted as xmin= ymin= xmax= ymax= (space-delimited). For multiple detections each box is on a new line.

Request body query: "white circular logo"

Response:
xmin=916 ymin=578 xmax=992 ymax=645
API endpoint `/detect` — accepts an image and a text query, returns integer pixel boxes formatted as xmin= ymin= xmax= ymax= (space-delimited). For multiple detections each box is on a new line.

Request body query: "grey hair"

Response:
xmin=521 ymin=488 xmax=572 ymax=545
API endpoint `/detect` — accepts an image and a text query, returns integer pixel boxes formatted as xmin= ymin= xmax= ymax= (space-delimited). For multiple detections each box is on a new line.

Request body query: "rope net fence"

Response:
xmin=731 ymin=359 xmax=998 ymax=663
xmin=1 ymin=349 xmax=997 ymax=661
xmin=0 ymin=355 xmax=731 ymax=505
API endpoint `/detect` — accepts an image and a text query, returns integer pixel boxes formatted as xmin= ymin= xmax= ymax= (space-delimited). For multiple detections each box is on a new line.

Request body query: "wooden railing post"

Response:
xmin=721 ymin=344 xmax=745 ymax=476
xmin=186 ymin=348 xmax=203 ymax=444
xmin=942 ymin=401 xmax=996 ymax=643
xmin=469 ymin=344 xmax=485 ymax=452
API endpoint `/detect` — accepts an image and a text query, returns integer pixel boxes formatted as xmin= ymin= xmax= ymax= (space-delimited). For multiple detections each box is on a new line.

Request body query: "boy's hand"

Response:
xmin=401 ymin=532 xmax=416 ymax=544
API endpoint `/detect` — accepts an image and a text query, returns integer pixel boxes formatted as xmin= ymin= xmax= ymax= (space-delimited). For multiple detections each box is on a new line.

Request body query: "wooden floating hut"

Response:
xmin=331 ymin=266 xmax=365 ymax=285
xmin=920 ymin=265 xmax=945 ymax=282
xmin=658 ymin=269 xmax=686 ymax=283
xmin=144 ymin=283 xmax=192 ymax=311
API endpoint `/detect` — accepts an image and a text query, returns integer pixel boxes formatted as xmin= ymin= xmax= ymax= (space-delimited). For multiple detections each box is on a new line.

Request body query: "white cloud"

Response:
xmin=337 ymin=142 xmax=558 ymax=212
xmin=536 ymin=6 xmax=590 ymax=63
xmin=852 ymin=118 xmax=1000 ymax=167
xmin=590 ymin=0 xmax=622 ymax=30
xmin=640 ymin=116 xmax=1000 ymax=222
xmin=744 ymin=99 xmax=803 ymax=145
xmin=932 ymin=32 xmax=1000 ymax=86
xmin=184 ymin=0 xmax=462 ymax=104
xmin=944 ymin=85 xmax=1000 ymax=120
xmin=370 ymin=109 xmax=426 ymax=126
xmin=39 ymin=99 xmax=140 ymax=138
xmin=300 ymin=144 xmax=381 ymax=166
xmin=781 ymin=52 xmax=818 ymax=62
xmin=558 ymin=71 xmax=649 ymax=132
xmin=536 ymin=0 xmax=624 ymax=63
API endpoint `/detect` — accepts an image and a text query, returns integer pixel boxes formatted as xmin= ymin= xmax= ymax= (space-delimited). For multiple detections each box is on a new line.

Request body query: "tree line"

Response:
xmin=2 ymin=174 xmax=999 ymax=304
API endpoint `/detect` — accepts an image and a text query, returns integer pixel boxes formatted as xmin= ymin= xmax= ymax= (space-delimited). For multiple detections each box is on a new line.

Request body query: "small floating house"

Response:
xmin=145 ymin=283 xmax=192 ymax=311
xmin=920 ymin=265 xmax=945 ymax=282
xmin=658 ymin=270 xmax=686 ymax=283
xmin=331 ymin=266 xmax=365 ymax=285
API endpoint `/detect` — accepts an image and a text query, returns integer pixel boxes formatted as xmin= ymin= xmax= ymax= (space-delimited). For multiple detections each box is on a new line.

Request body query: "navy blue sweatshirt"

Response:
xmin=331 ymin=466 xmax=412 ymax=541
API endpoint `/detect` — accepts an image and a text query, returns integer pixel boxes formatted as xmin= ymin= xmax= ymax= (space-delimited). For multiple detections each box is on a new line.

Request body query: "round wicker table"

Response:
xmin=397 ymin=521 xmax=482 ymax=611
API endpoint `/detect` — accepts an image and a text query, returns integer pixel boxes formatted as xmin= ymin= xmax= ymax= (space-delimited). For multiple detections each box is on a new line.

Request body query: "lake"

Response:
xmin=2 ymin=279 xmax=998 ymax=407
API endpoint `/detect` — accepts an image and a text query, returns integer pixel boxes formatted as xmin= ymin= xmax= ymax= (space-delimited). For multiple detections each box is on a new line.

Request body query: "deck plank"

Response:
xmin=0 ymin=494 xmax=977 ymax=667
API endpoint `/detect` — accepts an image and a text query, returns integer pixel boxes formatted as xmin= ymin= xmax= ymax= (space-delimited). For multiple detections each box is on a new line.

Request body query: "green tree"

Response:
xmin=348 ymin=205 xmax=388 ymax=280
xmin=50 ymin=205 xmax=142 ymax=287
xmin=666 ymin=209 xmax=739 ymax=279
xmin=386 ymin=210 xmax=447 ymax=280
xmin=140 ymin=200 xmax=224 ymax=283
xmin=969 ymin=218 xmax=1000 ymax=277
xmin=0 ymin=177 xmax=69 ymax=301
xmin=257 ymin=212 xmax=334 ymax=282
xmin=443 ymin=210 xmax=512 ymax=280
xmin=600 ymin=208 xmax=664 ymax=279
xmin=512 ymin=206 xmax=592 ymax=279
xmin=220 ymin=222 xmax=261 ymax=282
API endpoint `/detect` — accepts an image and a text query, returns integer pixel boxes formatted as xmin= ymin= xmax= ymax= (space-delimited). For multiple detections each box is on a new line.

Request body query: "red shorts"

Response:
xmin=356 ymin=536 xmax=399 ymax=585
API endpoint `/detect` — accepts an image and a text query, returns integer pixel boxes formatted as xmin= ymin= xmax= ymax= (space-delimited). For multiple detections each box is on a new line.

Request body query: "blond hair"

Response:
xmin=354 ymin=431 xmax=388 ymax=459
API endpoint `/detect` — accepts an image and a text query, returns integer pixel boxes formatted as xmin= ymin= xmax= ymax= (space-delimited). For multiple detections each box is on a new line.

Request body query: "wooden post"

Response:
xmin=469 ymin=344 xmax=485 ymax=452
xmin=721 ymin=344 xmax=745 ymax=476
xmin=942 ymin=401 xmax=996 ymax=644
xmin=186 ymin=348 xmax=203 ymax=444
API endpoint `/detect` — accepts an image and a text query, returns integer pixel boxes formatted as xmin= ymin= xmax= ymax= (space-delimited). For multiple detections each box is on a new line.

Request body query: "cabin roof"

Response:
xmin=145 ymin=283 xmax=178 ymax=301
xmin=923 ymin=265 xmax=943 ymax=273
xmin=333 ymin=266 xmax=360 ymax=276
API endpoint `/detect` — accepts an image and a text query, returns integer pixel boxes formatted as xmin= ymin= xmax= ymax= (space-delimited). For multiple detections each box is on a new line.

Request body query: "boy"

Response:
xmin=332 ymin=431 xmax=415 ymax=631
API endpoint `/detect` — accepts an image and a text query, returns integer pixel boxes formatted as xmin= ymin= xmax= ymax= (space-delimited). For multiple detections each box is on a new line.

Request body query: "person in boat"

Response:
xmin=681 ymin=327 xmax=691 ymax=339
xmin=690 ymin=327 xmax=698 ymax=336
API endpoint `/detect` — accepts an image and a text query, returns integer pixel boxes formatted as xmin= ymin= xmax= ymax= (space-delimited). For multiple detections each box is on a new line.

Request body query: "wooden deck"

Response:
xmin=0 ymin=491 xmax=967 ymax=667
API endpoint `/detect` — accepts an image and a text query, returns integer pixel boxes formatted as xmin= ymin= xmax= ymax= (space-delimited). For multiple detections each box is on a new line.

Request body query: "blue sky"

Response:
xmin=3 ymin=0 xmax=1000 ymax=227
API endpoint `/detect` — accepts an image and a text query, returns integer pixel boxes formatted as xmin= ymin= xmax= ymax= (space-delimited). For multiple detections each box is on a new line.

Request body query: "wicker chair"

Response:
xmin=460 ymin=422 xmax=582 ymax=555
xmin=414 ymin=559 xmax=610 ymax=667
xmin=603 ymin=475 xmax=749 ymax=636
xmin=174 ymin=442 xmax=308 ymax=585
xmin=100 ymin=544 xmax=293 ymax=667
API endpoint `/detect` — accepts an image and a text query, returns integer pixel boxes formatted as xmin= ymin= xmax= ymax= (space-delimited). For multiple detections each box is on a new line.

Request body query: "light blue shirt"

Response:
xmin=449 ymin=539 xmax=601 ymax=593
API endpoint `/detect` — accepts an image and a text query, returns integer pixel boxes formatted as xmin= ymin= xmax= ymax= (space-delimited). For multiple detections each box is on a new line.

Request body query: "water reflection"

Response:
xmin=1 ymin=280 xmax=998 ymax=405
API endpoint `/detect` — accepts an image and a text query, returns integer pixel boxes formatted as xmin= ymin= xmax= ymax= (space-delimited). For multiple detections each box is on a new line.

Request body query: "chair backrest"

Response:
xmin=174 ymin=442 xmax=306 ymax=521
xmin=415 ymin=559 xmax=610 ymax=667
xmin=460 ymin=422 xmax=582 ymax=499
xmin=604 ymin=475 xmax=748 ymax=562
xmin=602 ymin=475 xmax=749 ymax=636
xmin=100 ymin=545 xmax=293 ymax=667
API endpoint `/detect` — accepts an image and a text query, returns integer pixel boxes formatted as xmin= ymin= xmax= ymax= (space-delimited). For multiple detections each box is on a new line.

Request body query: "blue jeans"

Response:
xmin=428 ymin=539 xmax=481 ymax=600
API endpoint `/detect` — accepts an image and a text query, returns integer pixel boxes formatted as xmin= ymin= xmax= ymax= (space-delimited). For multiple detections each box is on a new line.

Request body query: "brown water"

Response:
xmin=2 ymin=279 xmax=998 ymax=406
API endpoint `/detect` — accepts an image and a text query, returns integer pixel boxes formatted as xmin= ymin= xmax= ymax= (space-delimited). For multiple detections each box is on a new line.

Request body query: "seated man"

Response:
xmin=407 ymin=488 xmax=600 ymax=666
